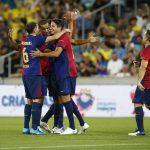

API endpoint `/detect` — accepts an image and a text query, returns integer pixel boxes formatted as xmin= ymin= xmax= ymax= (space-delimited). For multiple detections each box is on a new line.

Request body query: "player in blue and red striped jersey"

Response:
xmin=38 ymin=19 xmax=64 ymax=132
xmin=39 ymin=16 xmax=97 ymax=134
xmin=128 ymin=30 xmax=150 ymax=136
xmin=30 ymin=19 xmax=95 ymax=135
xmin=31 ymin=19 xmax=78 ymax=134
xmin=8 ymin=22 xmax=70 ymax=135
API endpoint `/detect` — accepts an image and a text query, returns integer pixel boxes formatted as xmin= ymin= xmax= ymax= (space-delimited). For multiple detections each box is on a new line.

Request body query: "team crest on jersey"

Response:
xmin=75 ymin=89 xmax=94 ymax=111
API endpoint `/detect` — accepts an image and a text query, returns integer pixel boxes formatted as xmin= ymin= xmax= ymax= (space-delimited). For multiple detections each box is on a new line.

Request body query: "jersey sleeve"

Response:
xmin=140 ymin=47 xmax=150 ymax=60
xmin=56 ymin=38 xmax=66 ymax=50
xmin=36 ymin=35 xmax=47 ymax=47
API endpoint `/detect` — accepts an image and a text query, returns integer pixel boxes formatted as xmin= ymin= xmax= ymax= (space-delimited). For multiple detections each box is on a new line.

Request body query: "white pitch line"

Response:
xmin=0 ymin=143 xmax=147 ymax=150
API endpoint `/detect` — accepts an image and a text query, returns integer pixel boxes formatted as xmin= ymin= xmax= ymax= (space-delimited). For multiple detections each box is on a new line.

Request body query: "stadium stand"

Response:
xmin=0 ymin=0 xmax=150 ymax=78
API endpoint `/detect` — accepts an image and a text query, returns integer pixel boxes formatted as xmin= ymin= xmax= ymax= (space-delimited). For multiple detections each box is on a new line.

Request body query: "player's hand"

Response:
xmin=88 ymin=32 xmax=98 ymax=43
xmin=137 ymin=82 xmax=145 ymax=91
xmin=8 ymin=28 xmax=13 ymax=39
xmin=30 ymin=48 xmax=41 ymax=57
xmin=88 ymin=36 xmax=98 ymax=43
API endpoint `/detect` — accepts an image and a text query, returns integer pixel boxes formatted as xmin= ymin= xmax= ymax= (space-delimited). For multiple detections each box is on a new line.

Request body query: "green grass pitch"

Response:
xmin=0 ymin=117 xmax=150 ymax=150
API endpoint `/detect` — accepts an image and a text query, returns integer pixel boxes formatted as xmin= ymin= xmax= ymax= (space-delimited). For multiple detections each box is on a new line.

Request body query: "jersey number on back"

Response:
xmin=23 ymin=48 xmax=29 ymax=63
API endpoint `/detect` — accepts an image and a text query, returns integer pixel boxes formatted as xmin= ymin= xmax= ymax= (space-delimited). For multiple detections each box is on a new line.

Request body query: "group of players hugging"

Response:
xmin=8 ymin=8 xmax=150 ymax=136
xmin=8 ymin=10 xmax=97 ymax=135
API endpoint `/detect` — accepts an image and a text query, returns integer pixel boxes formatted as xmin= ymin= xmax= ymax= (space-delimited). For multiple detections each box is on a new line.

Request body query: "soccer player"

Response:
xmin=38 ymin=17 xmax=97 ymax=134
xmin=128 ymin=30 xmax=150 ymax=136
xmin=38 ymin=19 xmax=64 ymax=132
xmin=31 ymin=18 xmax=91 ymax=134
xmin=8 ymin=22 xmax=70 ymax=135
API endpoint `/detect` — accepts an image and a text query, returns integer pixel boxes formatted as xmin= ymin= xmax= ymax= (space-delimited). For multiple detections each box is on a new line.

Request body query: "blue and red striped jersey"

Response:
xmin=53 ymin=33 xmax=77 ymax=80
xmin=20 ymin=35 xmax=47 ymax=75
xmin=140 ymin=45 xmax=150 ymax=89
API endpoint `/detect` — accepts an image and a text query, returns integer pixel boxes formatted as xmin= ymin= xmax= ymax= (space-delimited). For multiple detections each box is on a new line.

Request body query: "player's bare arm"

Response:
xmin=30 ymin=47 xmax=63 ymax=58
xmin=138 ymin=59 xmax=148 ymax=91
xmin=71 ymin=31 xmax=98 ymax=45
xmin=45 ymin=29 xmax=71 ymax=42
xmin=65 ymin=9 xmax=78 ymax=39
xmin=8 ymin=29 xmax=21 ymax=51
xmin=71 ymin=36 xmax=98 ymax=45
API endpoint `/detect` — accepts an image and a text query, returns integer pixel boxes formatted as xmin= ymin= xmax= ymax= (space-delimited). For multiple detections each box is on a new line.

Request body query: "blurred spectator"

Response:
xmin=116 ymin=64 xmax=130 ymax=77
xmin=78 ymin=55 xmax=96 ymax=76
xmin=99 ymin=42 xmax=112 ymax=61
xmin=136 ymin=8 xmax=145 ymax=29
xmin=107 ymin=52 xmax=123 ymax=76
xmin=0 ymin=0 xmax=150 ymax=78
xmin=113 ymin=39 xmax=126 ymax=59
xmin=0 ymin=55 xmax=5 ymax=77
xmin=94 ymin=53 xmax=107 ymax=76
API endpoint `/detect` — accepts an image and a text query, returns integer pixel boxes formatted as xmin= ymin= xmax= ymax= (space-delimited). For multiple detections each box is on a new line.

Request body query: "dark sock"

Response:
xmin=38 ymin=103 xmax=43 ymax=126
xmin=58 ymin=105 xmax=64 ymax=128
xmin=63 ymin=100 xmax=75 ymax=130
xmin=53 ymin=103 xmax=61 ymax=127
xmin=24 ymin=104 xmax=31 ymax=128
xmin=135 ymin=107 xmax=144 ymax=132
xmin=41 ymin=103 xmax=54 ymax=123
xmin=31 ymin=102 xmax=41 ymax=130
xmin=71 ymin=99 xmax=84 ymax=126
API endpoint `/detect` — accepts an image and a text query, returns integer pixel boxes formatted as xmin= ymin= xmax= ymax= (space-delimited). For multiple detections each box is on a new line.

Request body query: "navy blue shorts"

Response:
xmin=42 ymin=75 xmax=48 ymax=96
xmin=132 ymin=86 xmax=144 ymax=104
xmin=139 ymin=89 xmax=150 ymax=105
xmin=22 ymin=75 xmax=46 ymax=99
xmin=55 ymin=77 xmax=76 ymax=96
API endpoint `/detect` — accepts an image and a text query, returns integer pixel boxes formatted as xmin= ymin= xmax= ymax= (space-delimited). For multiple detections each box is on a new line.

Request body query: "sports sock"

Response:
xmin=58 ymin=104 xmax=64 ymax=128
xmin=31 ymin=102 xmax=41 ymax=130
xmin=71 ymin=99 xmax=84 ymax=126
xmin=38 ymin=103 xmax=43 ymax=126
xmin=41 ymin=103 xmax=54 ymax=123
xmin=135 ymin=107 xmax=144 ymax=132
xmin=24 ymin=104 xmax=31 ymax=128
xmin=63 ymin=100 xmax=75 ymax=130
xmin=53 ymin=103 xmax=61 ymax=127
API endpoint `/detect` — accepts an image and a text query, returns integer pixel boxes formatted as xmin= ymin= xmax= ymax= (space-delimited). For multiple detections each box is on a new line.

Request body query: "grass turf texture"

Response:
xmin=0 ymin=117 xmax=150 ymax=150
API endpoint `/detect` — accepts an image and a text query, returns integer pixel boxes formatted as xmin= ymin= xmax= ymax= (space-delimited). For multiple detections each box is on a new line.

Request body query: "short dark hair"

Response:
xmin=25 ymin=22 xmax=37 ymax=34
xmin=39 ymin=19 xmax=49 ymax=28
xmin=145 ymin=30 xmax=150 ymax=42
xmin=51 ymin=18 xmax=64 ymax=29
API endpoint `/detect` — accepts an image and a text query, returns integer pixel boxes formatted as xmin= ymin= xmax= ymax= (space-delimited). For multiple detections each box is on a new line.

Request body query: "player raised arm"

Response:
xmin=45 ymin=28 xmax=71 ymax=42
xmin=71 ymin=33 xmax=98 ymax=45
xmin=8 ymin=29 xmax=21 ymax=51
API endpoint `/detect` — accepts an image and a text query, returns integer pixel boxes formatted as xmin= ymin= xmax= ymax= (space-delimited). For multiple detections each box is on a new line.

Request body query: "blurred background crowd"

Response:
xmin=0 ymin=0 xmax=150 ymax=78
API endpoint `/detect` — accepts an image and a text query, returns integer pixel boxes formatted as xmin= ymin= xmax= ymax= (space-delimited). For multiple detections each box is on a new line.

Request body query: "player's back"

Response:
xmin=21 ymin=35 xmax=46 ymax=75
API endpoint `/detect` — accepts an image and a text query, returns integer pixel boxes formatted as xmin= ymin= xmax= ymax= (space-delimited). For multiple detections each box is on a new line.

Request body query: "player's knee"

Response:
xmin=60 ymin=95 xmax=70 ymax=103
xmin=145 ymin=104 xmax=150 ymax=110
xmin=33 ymin=98 xmax=42 ymax=103
xmin=27 ymin=98 xmax=32 ymax=106
xmin=134 ymin=103 xmax=142 ymax=108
